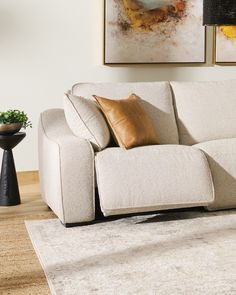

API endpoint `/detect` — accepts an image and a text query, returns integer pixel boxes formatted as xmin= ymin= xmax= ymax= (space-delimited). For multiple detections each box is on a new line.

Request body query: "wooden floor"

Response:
xmin=0 ymin=171 xmax=55 ymax=295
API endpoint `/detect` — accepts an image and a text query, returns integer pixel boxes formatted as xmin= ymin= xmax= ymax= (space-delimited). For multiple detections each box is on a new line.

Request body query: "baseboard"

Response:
xmin=17 ymin=171 xmax=39 ymax=185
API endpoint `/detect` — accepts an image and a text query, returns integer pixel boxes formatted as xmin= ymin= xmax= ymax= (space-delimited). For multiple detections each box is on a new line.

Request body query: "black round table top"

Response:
xmin=0 ymin=132 xmax=26 ymax=150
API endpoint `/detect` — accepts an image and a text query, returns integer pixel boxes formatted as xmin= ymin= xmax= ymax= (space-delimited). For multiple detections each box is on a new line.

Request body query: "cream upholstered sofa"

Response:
xmin=39 ymin=80 xmax=236 ymax=226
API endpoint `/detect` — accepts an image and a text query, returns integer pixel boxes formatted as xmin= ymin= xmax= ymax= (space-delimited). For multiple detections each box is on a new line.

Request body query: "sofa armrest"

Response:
xmin=38 ymin=108 xmax=95 ymax=225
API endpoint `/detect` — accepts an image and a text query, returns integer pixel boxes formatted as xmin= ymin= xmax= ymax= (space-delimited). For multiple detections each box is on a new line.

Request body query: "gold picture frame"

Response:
xmin=214 ymin=26 xmax=236 ymax=65
xmin=104 ymin=0 xmax=206 ymax=65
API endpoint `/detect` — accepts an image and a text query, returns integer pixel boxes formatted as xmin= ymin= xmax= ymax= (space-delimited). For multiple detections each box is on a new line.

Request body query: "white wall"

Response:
xmin=1 ymin=0 xmax=236 ymax=171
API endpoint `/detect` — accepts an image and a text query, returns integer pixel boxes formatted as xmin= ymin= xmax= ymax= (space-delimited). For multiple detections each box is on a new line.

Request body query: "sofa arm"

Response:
xmin=38 ymin=108 xmax=95 ymax=225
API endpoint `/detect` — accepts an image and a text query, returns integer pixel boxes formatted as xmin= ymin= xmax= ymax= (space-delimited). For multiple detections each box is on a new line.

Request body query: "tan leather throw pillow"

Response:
xmin=93 ymin=94 xmax=160 ymax=149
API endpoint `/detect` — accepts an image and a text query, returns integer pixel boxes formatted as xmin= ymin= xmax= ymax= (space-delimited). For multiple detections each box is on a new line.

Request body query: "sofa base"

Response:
xmin=62 ymin=206 xmax=207 ymax=227
xmin=62 ymin=220 xmax=100 ymax=228
xmin=102 ymin=202 xmax=212 ymax=217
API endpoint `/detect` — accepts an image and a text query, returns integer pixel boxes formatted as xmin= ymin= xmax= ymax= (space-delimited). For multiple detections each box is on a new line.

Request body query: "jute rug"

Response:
xmin=25 ymin=210 xmax=236 ymax=295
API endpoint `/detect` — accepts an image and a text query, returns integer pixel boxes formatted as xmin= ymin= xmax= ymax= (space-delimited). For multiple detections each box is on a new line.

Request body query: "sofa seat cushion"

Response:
xmin=95 ymin=145 xmax=214 ymax=216
xmin=195 ymin=138 xmax=236 ymax=210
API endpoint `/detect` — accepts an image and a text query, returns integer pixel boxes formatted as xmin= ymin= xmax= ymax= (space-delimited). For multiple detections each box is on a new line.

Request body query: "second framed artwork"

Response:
xmin=215 ymin=26 xmax=236 ymax=64
xmin=104 ymin=0 xmax=206 ymax=64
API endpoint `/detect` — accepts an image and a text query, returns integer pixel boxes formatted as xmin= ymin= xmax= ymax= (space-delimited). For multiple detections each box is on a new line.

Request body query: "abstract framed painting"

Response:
xmin=104 ymin=0 xmax=206 ymax=64
xmin=214 ymin=26 xmax=236 ymax=64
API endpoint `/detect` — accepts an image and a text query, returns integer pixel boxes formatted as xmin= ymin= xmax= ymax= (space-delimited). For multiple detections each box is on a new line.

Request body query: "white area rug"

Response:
xmin=25 ymin=210 xmax=236 ymax=295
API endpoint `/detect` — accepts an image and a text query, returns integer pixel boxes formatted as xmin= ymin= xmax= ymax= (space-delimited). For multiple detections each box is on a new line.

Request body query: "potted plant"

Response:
xmin=0 ymin=110 xmax=32 ymax=135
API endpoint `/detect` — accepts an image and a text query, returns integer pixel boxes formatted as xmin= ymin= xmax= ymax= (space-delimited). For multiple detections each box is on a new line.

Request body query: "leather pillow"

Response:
xmin=64 ymin=93 xmax=110 ymax=151
xmin=93 ymin=94 xmax=159 ymax=149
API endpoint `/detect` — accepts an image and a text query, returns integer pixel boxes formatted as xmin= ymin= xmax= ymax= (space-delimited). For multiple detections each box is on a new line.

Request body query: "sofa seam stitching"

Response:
xmin=104 ymin=200 xmax=212 ymax=212
xmin=40 ymin=113 xmax=66 ymax=224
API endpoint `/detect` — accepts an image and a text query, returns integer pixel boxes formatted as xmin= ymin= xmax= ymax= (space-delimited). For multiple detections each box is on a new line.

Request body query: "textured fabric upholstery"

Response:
xmin=72 ymin=82 xmax=179 ymax=144
xmin=195 ymin=138 xmax=236 ymax=210
xmin=64 ymin=93 xmax=110 ymax=151
xmin=171 ymin=80 xmax=236 ymax=145
xmin=38 ymin=109 xmax=95 ymax=224
xmin=95 ymin=145 xmax=214 ymax=216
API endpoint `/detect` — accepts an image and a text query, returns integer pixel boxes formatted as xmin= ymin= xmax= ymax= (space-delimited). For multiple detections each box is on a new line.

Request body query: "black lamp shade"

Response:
xmin=203 ymin=0 xmax=236 ymax=25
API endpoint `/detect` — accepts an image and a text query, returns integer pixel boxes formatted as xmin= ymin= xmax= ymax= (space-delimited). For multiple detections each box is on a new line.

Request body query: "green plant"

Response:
xmin=0 ymin=110 xmax=32 ymax=129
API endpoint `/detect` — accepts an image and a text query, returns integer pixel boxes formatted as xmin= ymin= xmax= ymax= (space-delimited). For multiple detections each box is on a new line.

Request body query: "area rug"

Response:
xmin=25 ymin=210 xmax=236 ymax=295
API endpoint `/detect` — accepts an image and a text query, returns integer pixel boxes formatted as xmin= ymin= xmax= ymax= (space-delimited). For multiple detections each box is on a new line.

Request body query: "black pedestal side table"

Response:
xmin=0 ymin=132 xmax=26 ymax=206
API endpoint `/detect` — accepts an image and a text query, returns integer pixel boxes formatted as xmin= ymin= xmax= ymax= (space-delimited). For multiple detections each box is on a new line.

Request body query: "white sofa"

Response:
xmin=39 ymin=80 xmax=236 ymax=226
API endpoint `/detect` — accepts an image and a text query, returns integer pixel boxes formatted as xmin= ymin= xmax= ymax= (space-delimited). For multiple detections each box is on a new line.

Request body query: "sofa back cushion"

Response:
xmin=72 ymin=82 xmax=179 ymax=144
xmin=64 ymin=93 xmax=110 ymax=151
xmin=171 ymin=80 xmax=236 ymax=145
